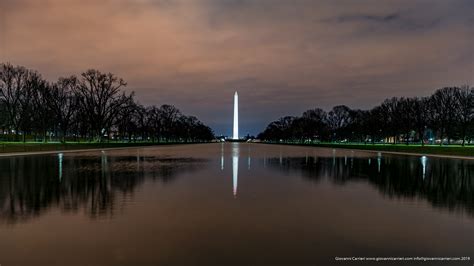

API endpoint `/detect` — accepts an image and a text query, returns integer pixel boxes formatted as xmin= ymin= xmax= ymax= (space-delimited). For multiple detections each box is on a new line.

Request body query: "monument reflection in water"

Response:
xmin=220 ymin=143 xmax=245 ymax=197
xmin=0 ymin=143 xmax=473 ymax=265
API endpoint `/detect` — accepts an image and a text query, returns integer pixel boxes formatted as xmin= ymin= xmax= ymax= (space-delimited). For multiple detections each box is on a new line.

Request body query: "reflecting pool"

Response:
xmin=0 ymin=143 xmax=473 ymax=265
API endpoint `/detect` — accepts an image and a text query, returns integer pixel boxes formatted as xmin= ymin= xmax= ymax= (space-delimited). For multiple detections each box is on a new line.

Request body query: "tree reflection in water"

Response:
xmin=0 ymin=152 xmax=206 ymax=223
xmin=2 ymin=149 xmax=473 ymax=224
xmin=267 ymin=154 xmax=474 ymax=217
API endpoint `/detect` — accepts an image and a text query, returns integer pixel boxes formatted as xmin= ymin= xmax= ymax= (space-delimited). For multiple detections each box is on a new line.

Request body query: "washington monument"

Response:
xmin=233 ymin=91 xmax=239 ymax=140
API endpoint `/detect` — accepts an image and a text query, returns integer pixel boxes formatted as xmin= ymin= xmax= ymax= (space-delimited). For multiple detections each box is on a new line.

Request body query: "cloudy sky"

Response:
xmin=1 ymin=0 xmax=473 ymax=135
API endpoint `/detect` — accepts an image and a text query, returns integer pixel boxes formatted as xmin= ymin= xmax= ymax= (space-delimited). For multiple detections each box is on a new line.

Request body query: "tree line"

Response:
xmin=258 ymin=86 xmax=474 ymax=146
xmin=0 ymin=63 xmax=214 ymax=142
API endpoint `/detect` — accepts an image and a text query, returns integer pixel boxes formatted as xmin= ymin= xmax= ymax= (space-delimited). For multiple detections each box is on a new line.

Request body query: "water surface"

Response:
xmin=0 ymin=143 xmax=473 ymax=265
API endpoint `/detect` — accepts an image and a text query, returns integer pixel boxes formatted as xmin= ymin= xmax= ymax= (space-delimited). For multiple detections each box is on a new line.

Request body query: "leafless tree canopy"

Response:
xmin=259 ymin=86 xmax=474 ymax=146
xmin=0 ymin=63 xmax=214 ymax=142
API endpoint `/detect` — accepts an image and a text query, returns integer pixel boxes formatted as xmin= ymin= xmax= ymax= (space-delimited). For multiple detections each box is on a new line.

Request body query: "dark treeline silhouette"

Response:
xmin=265 ymin=154 xmax=474 ymax=217
xmin=258 ymin=86 xmax=474 ymax=145
xmin=0 ymin=63 xmax=214 ymax=142
xmin=0 ymin=153 xmax=207 ymax=224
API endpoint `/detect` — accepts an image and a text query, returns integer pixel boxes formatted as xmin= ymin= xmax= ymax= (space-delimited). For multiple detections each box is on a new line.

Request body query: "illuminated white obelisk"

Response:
xmin=233 ymin=91 xmax=239 ymax=140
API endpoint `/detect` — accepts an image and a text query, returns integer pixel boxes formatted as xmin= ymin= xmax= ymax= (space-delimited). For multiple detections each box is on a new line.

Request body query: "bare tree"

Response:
xmin=398 ymin=97 xmax=416 ymax=145
xmin=30 ymin=73 xmax=51 ymax=142
xmin=455 ymin=85 xmax=474 ymax=146
xmin=0 ymin=63 xmax=27 ymax=140
xmin=430 ymin=87 xmax=460 ymax=145
xmin=299 ymin=108 xmax=328 ymax=141
xmin=411 ymin=97 xmax=430 ymax=146
xmin=327 ymin=105 xmax=352 ymax=141
xmin=379 ymin=97 xmax=403 ymax=143
xmin=47 ymin=76 xmax=80 ymax=142
xmin=147 ymin=106 xmax=163 ymax=142
xmin=74 ymin=70 xmax=134 ymax=141
xmin=159 ymin=104 xmax=181 ymax=141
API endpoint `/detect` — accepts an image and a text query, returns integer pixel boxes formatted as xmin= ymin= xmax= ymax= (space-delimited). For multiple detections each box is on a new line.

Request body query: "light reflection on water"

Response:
xmin=0 ymin=143 xmax=473 ymax=265
xmin=232 ymin=143 xmax=239 ymax=197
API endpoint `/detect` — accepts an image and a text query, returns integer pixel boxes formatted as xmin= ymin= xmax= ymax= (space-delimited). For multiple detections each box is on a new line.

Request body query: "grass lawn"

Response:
xmin=0 ymin=141 xmax=201 ymax=154
xmin=270 ymin=142 xmax=474 ymax=157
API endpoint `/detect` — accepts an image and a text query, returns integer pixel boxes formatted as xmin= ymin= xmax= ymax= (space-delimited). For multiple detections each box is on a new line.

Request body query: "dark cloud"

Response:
xmin=1 ymin=0 xmax=473 ymax=135
xmin=323 ymin=11 xmax=443 ymax=36
xmin=334 ymin=13 xmax=401 ymax=23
